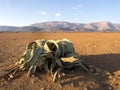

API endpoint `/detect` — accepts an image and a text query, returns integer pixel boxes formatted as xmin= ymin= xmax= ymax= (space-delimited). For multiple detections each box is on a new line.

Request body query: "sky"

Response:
xmin=0 ymin=0 xmax=120 ymax=26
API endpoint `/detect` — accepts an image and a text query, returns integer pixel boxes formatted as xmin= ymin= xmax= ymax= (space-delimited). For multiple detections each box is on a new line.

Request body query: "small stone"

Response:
xmin=82 ymin=87 xmax=87 ymax=90
xmin=71 ymin=83 xmax=74 ymax=87
xmin=9 ymin=74 xmax=14 ymax=79
xmin=108 ymin=75 xmax=114 ymax=80
xmin=79 ymin=82 xmax=83 ymax=86
xmin=40 ymin=87 xmax=45 ymax=90
xmin=104 ymin=70 xmax=111 ymax=76
xmin=108 ymin=86 xmax=112 ymax=90
xmin=62 ymin=73 xmax=65 ymax=76
xmin=31 ymin=75 xmax=35 ymax=77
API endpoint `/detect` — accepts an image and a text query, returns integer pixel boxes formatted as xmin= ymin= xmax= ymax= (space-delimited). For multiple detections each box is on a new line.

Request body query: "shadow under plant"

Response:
xmin=59 ymin=54 xmax=120 ymax=90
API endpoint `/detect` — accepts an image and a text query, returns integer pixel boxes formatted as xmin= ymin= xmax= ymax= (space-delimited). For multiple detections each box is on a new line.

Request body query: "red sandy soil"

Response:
xmin=0 ymin=32 xmax=120 ymax=90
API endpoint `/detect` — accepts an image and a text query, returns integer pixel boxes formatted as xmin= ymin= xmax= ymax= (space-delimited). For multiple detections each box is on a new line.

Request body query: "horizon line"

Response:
xmin=0 ymin=20 xmax=120 ymax=27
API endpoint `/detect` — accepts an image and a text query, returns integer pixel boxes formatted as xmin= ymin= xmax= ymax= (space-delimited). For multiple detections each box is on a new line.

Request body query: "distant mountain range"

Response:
xmin=0 ymin=21 xmax=120 ymax=32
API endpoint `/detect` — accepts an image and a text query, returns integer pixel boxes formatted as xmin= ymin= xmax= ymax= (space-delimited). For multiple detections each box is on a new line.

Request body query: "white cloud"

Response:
xmin=36 ymin=11 xmax=47 ymax=15
xmin=41 ymin=11 xmax=47 ymax=15
xmin=72 ymin=4 xmax=82 ymax=10
xmin=55 ymin=12 xmax=61 ymax=17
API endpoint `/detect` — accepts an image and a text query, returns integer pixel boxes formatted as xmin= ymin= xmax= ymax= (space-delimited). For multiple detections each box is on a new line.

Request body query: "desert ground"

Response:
xmin=0 ymin=32 xmax=120 ymax=90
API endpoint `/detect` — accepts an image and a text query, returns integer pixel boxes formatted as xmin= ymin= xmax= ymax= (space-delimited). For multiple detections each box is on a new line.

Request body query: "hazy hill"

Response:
xmin=0 ymin=21 xmax=120 ymax=32
xmin=84 ymin=21 xmax=119 ymax=31
xmin=0 ymin=26 xmax=18 ymax=31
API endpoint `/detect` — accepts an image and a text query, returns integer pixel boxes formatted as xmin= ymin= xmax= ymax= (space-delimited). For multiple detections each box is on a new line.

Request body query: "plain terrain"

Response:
xmin=0 ymin=32 xmax=120 ymax=90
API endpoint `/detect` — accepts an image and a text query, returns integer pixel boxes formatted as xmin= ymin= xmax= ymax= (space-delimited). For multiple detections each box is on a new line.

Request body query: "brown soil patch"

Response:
xmin=0 ymin=32 xmax=120 ymax=90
